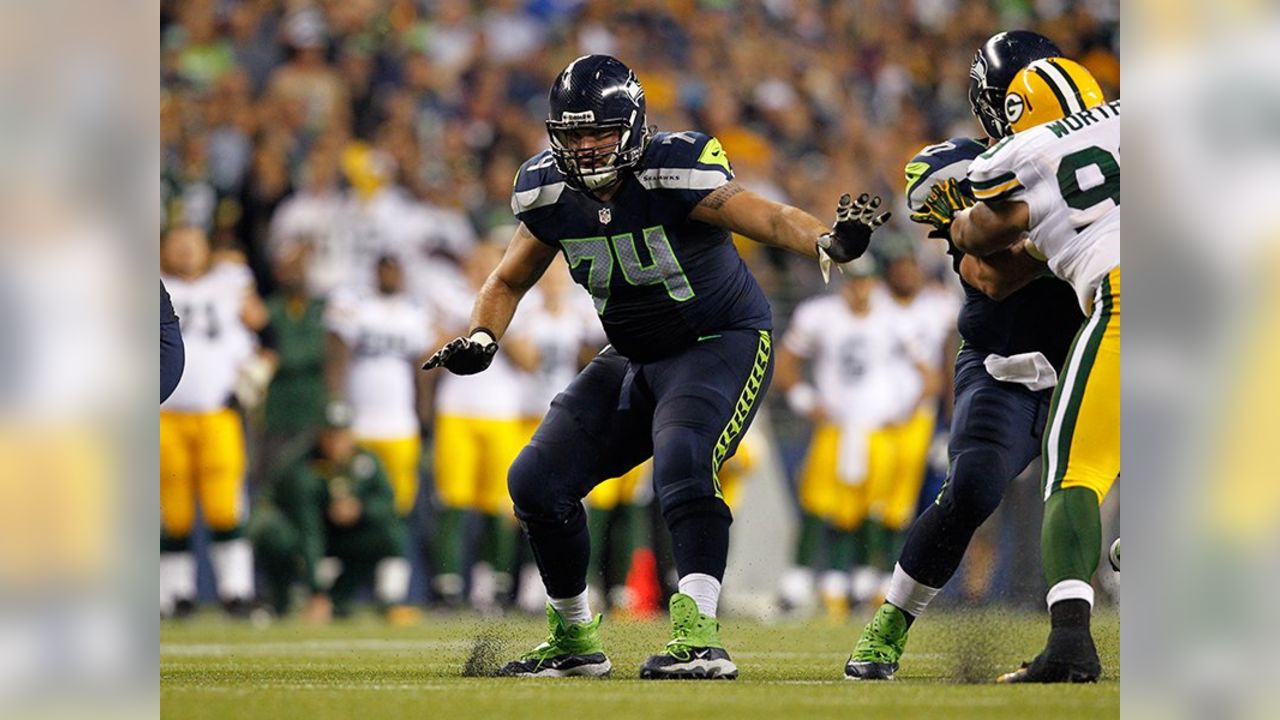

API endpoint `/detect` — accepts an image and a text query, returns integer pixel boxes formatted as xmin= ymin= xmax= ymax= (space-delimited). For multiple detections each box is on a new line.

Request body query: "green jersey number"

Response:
xmin=1056 ymin=145 xmax=1119 ymax=228
xmin=562 ymin=226 xmax=694 ymax=314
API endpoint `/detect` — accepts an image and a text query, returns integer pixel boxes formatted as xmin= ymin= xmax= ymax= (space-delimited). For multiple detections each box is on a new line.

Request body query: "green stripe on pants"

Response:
xmin=710 ymin=330 xmax=771 ymax=499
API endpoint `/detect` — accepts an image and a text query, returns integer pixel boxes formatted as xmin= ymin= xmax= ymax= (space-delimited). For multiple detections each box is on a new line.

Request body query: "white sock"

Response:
xmin=884 ymin=563 xmax=941 ymax=617
xmin=469 ymin=562 xmax=496 ymax=609
xmin=548 ymin=587 xmax=592 ymax=624
xmin=316 ymin=557 xmax=344 ymax=590
xmin=678 ymin=573 xmax=721 ymax=617
xmin=819 ymin=570 xmax=850 ymax=600
xmin=779 ymin=566 xmax=815 ymax=607
xmin=516 ymin=564 xmax=548 ymax=614
xmin=1046 ymin=579 xmax=1095 ymax=609
xmin=375 ymin=557 xmax=411 ymax=605
xmin=850 ymin=566 xmax=881 ymax=603
xmin=210 ymin=539 xmax=255 ymax=601
xmin=159 ymin=551 xmax=196 ymax=614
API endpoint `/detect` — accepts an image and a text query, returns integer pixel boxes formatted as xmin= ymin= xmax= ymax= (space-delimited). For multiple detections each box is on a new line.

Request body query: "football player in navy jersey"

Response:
xmin=844 ymin=32 xmax=1089 ymax=682
xmin=423 ymin=54 xmax=888 ymax=679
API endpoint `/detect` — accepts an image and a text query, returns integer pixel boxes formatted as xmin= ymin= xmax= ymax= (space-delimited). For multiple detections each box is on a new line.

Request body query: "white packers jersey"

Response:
xmin=875 ymin=288 xmax=944 ymax=423
xmin=162 ymin=263 xmax=256 ymax=412
xmin=519 ymin=291 xmax=601 ymax=418
xmin=784 ymin=293 xmax=907 ymax=427
xmin=968 ymin=100 xmax=1121 ymax=313
xmin=326 ymin=290 xmax=432 ymax=439
xmin=427 ymin=269 xmax=529 ymax=420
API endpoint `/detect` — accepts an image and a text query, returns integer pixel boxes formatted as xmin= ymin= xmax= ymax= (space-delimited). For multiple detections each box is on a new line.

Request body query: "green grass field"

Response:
xmin=161 ymin=606 xmax=1118 ymax=719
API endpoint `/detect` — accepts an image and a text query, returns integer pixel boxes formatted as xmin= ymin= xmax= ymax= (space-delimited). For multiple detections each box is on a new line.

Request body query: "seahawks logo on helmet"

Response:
xmin=970 ymin=52 xmax=988 ymax=85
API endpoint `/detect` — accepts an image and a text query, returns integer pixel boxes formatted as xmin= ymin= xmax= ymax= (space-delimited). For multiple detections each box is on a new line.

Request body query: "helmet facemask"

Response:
xmin=969 ymin=55 xmax=1010 ymax=139
xmin=547 ymin=116 xmax=646 ymax=192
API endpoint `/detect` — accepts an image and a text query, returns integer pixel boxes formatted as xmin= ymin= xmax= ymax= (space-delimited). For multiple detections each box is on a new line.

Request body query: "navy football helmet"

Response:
xmin=968 ymin=31 xmax=1062 ymax=139
xmin=546 ymin=55 xmax=649 ymax=192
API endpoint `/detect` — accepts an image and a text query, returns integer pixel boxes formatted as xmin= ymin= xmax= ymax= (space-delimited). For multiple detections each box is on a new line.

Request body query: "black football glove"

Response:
xmin=422 ymin=328 xmax=499 ymax=375
xmin=909 ymin=178 xmax=975 ymax=234
xmin=817 ymin=192 xmax=892 ymax=264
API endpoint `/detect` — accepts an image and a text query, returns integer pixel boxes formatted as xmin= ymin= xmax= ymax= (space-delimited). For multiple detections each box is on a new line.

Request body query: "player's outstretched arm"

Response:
xmin=689 ymin=182 xmax=889 ymax=263
xmin=951 ymin=199 xmax=1030 ymax=258
xmin=422 ymin=223 xmax=558 ymax=375
xmin=959 ymin=239 xmax=1047 ymax=301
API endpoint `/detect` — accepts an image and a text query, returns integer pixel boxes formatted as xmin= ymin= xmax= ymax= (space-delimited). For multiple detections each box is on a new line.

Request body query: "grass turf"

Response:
xmin=162 ymin=606 xmax=1118 ymax=719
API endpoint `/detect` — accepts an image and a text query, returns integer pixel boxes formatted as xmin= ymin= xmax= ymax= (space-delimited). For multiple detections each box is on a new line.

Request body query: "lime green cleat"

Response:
xmin=639 ymin=593 xmax=738 ymax=680
xmin=845 ymin=603 xmax=910 ymax=680
xmin=496 ymin=605 xmax=612 ymax=677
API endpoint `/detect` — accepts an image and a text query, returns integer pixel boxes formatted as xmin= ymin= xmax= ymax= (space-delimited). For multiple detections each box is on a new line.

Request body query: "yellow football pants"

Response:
xmin=1043 ymin=267 xmax=1120 ymax=504
xmin=160 ymin=408 xmax=246 ymax=537
xmin=798 ymin=409 xmax=933 ymax=532
xmin=434 ymin=415 xmax=525 ymax=515
xmin=358 ymin=436 xmax=422 ymax=517
xmin=867 ymin=406 xmax=936 ymax=531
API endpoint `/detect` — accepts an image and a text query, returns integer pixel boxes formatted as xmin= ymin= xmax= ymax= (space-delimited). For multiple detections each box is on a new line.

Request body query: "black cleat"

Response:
xmin=998 ymin=627 xmax=1101 ymax=684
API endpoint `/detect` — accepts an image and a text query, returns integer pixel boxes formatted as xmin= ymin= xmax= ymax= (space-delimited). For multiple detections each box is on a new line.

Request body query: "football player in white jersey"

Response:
xmin=776 ymin=257 xmax=929 ymax=618
xmin=160 ymin=226 xmax=264 ymax=617
xmin=857 ymin=247 xmax=951 ymax=603
xmin=926 ymin=58 xmax=1119 ymax=683
xmin=429 ymin=242 xmax=535 ymax=609
xmin=325 ymin=254 xmax=434 ymax=619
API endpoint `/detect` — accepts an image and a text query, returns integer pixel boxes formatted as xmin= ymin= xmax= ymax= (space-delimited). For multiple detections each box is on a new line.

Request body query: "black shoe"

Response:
xmin=997 ymin=627 xmax=1101 ymax=683
xmin=167 ymin=598 xmax=196 ymax=620
xmin=222 ymin=598 xmax=255 ymax=619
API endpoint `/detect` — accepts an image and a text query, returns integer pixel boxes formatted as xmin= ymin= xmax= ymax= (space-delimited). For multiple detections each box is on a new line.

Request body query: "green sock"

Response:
xmin=433 ymin=507 xmax=467 ymax=577
xmin=487 ymin=513 xmax=517 ymax=577
xmin=828 ymin=527 xmax=858 ymax=569
xmin=794 ymin=512 xmax=826 ymax=567
xmin=863 ymin=520 xmax=891 ymax=569
xmin=1041 ymin=486 xmax=1102 ymax=588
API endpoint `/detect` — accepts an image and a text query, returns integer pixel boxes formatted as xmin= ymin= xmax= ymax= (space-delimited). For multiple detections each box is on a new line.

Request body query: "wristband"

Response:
xmin=787 ymin=383 xmax=819 ymax=416
xmin=468 ymin=328 xmax=497 ymax=346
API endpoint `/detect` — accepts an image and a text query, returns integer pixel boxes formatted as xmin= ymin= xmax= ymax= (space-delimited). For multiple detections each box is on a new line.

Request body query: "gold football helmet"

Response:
xmin=1004 ymin=57 xmax=1105 ymax=132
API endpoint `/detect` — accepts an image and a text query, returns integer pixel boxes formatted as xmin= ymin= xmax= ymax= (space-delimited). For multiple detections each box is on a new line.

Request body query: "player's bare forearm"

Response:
xmin=959 ymin=239 xmax=1046 ymax=301
xmin=691 ymin=183 xmax=823 ymax=259
xmin=468 ymin=223 xmax=559 ymax=340
xmin=951 ymin=200 xmax=1029 ymax=257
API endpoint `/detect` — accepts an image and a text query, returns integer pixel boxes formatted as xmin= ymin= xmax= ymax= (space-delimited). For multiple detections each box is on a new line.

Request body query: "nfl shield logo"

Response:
xmin=598 ymin=207 xmax=612 ymax=225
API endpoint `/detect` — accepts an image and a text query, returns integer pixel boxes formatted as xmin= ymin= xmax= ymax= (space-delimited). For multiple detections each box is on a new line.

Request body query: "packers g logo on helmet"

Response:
xmin=1004 ymin=57 xmax=1104 ymax=132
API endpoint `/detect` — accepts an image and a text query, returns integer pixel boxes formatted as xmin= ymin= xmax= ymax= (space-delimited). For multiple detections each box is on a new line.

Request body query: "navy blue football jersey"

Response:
xmin=905 ymin=137 xmax=1081 ymax=369
xmin=512 ymin=131 xmax=772 ymax=362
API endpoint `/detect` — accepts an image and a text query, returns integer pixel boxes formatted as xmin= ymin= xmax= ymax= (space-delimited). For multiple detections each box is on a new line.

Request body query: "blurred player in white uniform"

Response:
xmin=937 ymin=58 xmax=1119 ymax=682
xmin=776 ymin=257 xmax=920 ymax=617
xmin=270 ymin=142 xmax=475 ymax=299
xmin=854 ymin=246 xmax=951 ymax=603
xmin=325 ymin=254 xmax=434 ymax=616
xmin=429 ymin=242 xmax=534 ymax=609
xmin=159 ymin=226 xmax=265 ymax=617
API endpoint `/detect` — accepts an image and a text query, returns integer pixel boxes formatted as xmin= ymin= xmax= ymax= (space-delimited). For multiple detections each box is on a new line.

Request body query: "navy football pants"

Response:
xmin=897 ymin=346 xmax=1052 ymax=591
xmin=509 ymin=329 xmax=773 ymax=599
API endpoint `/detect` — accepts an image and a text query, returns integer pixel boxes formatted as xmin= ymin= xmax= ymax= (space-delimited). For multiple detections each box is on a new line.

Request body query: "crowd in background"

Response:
xmin=160 ymin=0 xmax=1120 ymax=620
